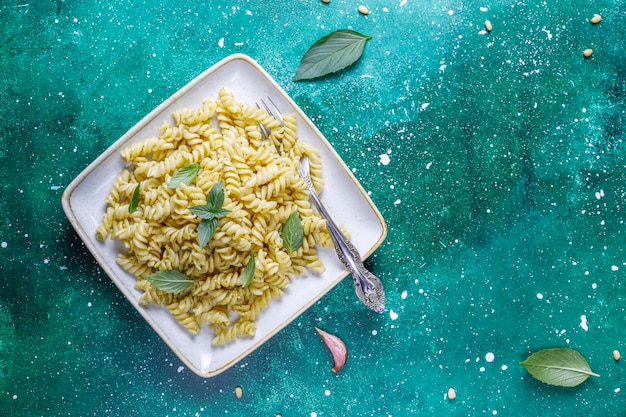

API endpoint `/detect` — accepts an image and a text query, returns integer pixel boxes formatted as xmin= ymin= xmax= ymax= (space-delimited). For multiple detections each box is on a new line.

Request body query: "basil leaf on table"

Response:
xmin=145 ymin=270 xmax=193 ymax=294
xmin=129 ymin=182 xmax=141 ymax=213
xmin=520 ymin=347 xmax=600 ymax=387
xmin=282 ymin=211 xmax=304 ymax=253
xmin=294 ymin=29 xmax=372 ymax=81
xmin=168 ymin=163 xmax=200 ymax=188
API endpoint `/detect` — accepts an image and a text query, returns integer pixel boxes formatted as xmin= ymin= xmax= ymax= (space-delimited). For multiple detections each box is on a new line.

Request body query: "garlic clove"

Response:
xmin=315 ymin=327 xmax=348 ymax=372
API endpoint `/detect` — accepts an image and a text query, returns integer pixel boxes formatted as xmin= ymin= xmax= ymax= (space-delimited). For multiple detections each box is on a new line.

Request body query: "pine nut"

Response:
xmin=358 ymin=5 xmax=370 ymax=15
xmin=613 ymin=350 xmax=621 ymax=361
xmin=484 ymin=20 xmax=493 ymax=32
xmin=235 ymin=386 xmax=243 ymax=399
xmin=447 ymin=387 xmax=457 ymax=400
xmin=591 ymin=14 xmax=602 ymax=24
xmin=583 ymin=48 xmax=593 ymax=58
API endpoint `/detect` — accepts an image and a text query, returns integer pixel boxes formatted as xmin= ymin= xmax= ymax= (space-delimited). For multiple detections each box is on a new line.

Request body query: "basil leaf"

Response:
xmin=282 ymin=211 xmax=304 ymax=253
xmin=145 ymin=270 xmax=193 ymax=294
xmin=129 ymin=182 xmax=141 ymax=213
xmin=189 ymin=205 xmax=231 ymax=220
xmin=207 ymin=181 xmax=226 ymax=208
xmin=521 ymin=347 xmax=600 ymax=387
xmin=189 ymin=181 xmax=231 ymax=247
xmin=168 ymin=163 xmax=200 ymax=188
xmin=294 ymin=29 xmax=372 ymax=81
xmin=197 ymin=218 xmax=218 ymax=248
xmin=241 ymin=251 xmax=256 ymax=288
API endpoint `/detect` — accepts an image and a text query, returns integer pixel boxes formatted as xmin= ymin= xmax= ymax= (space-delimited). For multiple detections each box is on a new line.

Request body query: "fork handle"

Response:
xmin=304 ymin=181 xmax=386 ymax=313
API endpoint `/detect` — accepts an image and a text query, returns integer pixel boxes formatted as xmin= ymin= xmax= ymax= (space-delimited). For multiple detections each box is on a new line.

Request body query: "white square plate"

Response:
xmin=62 ymin=54 xmax=387 ymax=377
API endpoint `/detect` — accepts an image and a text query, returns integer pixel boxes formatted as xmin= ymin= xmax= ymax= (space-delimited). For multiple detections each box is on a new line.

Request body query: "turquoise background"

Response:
xmin=1 ymin=0 xmax=625 ymax=415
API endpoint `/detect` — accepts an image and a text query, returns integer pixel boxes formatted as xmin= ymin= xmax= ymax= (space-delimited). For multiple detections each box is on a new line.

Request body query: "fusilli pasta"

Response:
xmin=97 ymin=87 xmax=332 ymax=345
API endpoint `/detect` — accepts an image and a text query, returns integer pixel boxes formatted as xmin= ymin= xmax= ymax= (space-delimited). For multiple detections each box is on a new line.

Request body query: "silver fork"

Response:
xmin=258 ymin=98 xmax=386 ymax=313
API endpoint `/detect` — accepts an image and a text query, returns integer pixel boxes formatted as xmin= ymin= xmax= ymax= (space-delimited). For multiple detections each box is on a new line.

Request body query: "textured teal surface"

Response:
xmin=1 ymin=0 xmax=625 ymax=415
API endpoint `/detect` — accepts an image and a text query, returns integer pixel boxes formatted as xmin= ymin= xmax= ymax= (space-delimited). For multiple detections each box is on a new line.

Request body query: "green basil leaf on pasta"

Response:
xmin=189 ymin=205 xmax=215 ymax=219
xmin=168 ymin=163 xmax=200 ymax=188
xmin=145 ymin=270 xmax=193 ymax=294
xmin=190 ymin=181 xmax=231 ymax=247
xmin=129 ymin=182 xmax=141 ymax=213
xmin=294 ymin=29 xmax=372 ymax=81
xmin=210 ymin=207 xmax=233 ymax=218
xmin=282 ymin=211 xmax=304 ymax=253
xmin=197 ymin=218 xmax=218 ymax=248
xmin=207 ymin=180 xmax=226 ymax=208
xmin=189 ymin=205 xmax=231 ymax=220
xmin=241 ymin=251 xmax=256 ymax=288
xmin=521 ymin=347 xmax=600 ymax=387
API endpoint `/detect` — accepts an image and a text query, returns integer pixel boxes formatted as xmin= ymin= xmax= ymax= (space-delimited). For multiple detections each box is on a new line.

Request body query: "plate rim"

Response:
xmin=61 ymin=53 xmax=388 ymax=377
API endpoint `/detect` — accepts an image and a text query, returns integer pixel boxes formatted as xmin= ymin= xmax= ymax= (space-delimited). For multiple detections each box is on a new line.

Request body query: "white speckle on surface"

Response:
xmin=401 ymin=290 xmax=408 ymax=299
xmin=485 ymin=352 xmax=495 ymax=362
xmin=595 ymin=189 xmax=605 ymax=199
xmin=394 ymin=199 xmax=401 ymax=205
xmin=1 ymin=242 xmax=7 ymax=248
xmin=400 ymin=0 xmax=408 ymax=6
xmin=420 ymin=102 xmax=430 ymax=110
xmin=480 ymin=6 xmax=488 ymax=12
xmin=311 ymin=413 xmax=317 ymax=417
xmin=379 ymin=154 xmax=391 ymax=165
xmin=541 ymin=27 xmax=552 ymax=39
xmin=426 ymin=161 xmax=433 ymax=169
xmin=87 ymin=302 xmax=92 ymax=307
xmin=580 ymin=315 xmax=588 ymax=331
xmin=218 ymin=37 xmax=224 ymax=48
xmin=448 ymin=9 xmax=454 ymax=15
xmin=612 ymin=265 xmax=619 ymax=271
xmin=616 ymin=388 xmax=621 ymax=393
xmin=147 ymin=88 xmax=152 ymax=93
xmin=177 ymin=366 xmax=184 ymax=373
xmin=390 ymin=310 xmax=399 ymax=320
xmin=479 ymin=366 xmax=486 ymax=372
xmin=501 ymin=365 xmax=508 ymax=371
xmin=324 ymin=390 xmax=330 ymax=396
xmin=592 ymin=283 xmax=597 ymax=289
xmin=536 ymin=293 xmax=543 ymax=300
xmin=372 ymin=329 xmax=377 ymax=336
xmin=12 ymin=394 xmax=17 ymax=400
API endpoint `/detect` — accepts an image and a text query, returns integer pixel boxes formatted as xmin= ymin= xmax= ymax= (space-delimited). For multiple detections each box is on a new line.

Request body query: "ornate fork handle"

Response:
xmin=299 ymin=157 xmax=385 ymax=313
